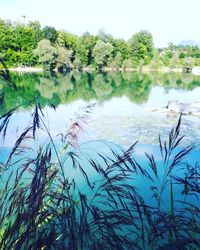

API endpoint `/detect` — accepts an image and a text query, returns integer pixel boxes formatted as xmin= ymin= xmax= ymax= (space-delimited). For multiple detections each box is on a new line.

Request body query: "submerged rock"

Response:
xmin=167 ymin=100 xmax=182 ymax=112
xmin=151 ymin=100 xmax=200 ymax=116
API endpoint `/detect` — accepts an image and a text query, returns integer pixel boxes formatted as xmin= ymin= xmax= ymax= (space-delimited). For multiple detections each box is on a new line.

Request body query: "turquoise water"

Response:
xmin=0 ymin=71 xmax=199 ymax=198
xmin=1 ymin=139 xmax=199 ymax=203
xmin=0 ymin=72 xmax=199 ymax=248
xmin=1 ymin=71 xmax=199 ymax=192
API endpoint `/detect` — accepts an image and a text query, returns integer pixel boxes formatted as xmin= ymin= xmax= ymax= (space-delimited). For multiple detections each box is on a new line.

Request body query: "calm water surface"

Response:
xmin=0 ymin=71 xmax=200 ymax=150
xmin=0 ymin=71 xmax=200 ymax=231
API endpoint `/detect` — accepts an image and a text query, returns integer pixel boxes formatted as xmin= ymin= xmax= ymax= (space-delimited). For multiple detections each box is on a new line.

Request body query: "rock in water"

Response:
xmin=150 ymin=100 xmax=200 ymax=116
xmin=167 ymin=100 xmax=183 ymax=113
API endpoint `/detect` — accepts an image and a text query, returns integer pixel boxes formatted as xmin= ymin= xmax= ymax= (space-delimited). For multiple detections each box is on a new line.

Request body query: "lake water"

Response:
xmin=1 ymin=70 xmax=200 ymax=187
xmin=0 ymin=71 xmax=200 ymax=248
xmin=0 ymin=71 xmax=200 ymax=149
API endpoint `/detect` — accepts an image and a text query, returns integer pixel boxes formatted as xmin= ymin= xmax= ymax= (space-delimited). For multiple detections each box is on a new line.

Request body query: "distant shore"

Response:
xmin=8 ymin=66 xmax=200 ymax=74
xmin=9 ymin=67 xmax=43 ymax=72
xmin=141 ymin=66 xmax=183 ymax=73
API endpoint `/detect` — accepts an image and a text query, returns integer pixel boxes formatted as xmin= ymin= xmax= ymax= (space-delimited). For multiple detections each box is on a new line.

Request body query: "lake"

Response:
xmin=0 ymin=71 xmax=200 ymax=149
xmin=0 ymin=71 xmax=200 ymax=249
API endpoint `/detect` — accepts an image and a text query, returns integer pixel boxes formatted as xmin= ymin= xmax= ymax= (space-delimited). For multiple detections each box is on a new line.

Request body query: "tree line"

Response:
xmin=0 ymin=19 xmax=200 ymax=72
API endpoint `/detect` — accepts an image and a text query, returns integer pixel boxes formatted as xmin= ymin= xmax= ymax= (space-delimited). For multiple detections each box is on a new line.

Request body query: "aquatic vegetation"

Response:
xmin=0 ymin=65 xmax=199 ymax=249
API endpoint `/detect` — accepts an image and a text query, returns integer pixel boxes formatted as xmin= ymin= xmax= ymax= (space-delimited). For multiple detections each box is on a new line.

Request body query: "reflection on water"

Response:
xmin=1 ymin=71 xmax=200 ymax=113
xmin=0 ymin=71 xmax=200 ymax=148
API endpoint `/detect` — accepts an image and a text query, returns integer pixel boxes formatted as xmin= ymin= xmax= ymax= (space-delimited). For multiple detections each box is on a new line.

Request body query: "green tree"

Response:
xmin=97 ymin=29 xmax=113 ymax=43
xmin=27 ymin=21 xmax=42 ymax=47
xmin=110 ymin=38 xmax=129 ymax=61
xmin=150 ymin=49 xmax=162 ymax=70
xmin=169 ymin=52 xmax=179 ymax=70
xmin=56 ymin=46 xmax=73 ymax=71
xmin=183 ymin=57 xmax=194 ymax=72
xmin=0 ymin=19 xmax=20 ymax=66
xmin=109 ymin=52 xmax=123 ymax=69
xmin=57 ymin=31 xmax=78 ymax=51
xmin=0 ymin=20 xmax=43 ymax=66
xmin=33 ymin=39 xmax=57 ymax=70
xmin=42 ymin=26 xmax=58 ymax=44
xmin=129 ymin=30 xmax=154 ymax=64
xmin=15 ymin=22 xmax=41 ymax=66
xmin=92 ymin=40 xmax=113 ymax=69
xmin=76 ymin=33 xmax=98 ymax=66
xmin=122 ymin=58 xmax=133 ymax=70
xmin=73 ymin=56 xmax=82 ymax=70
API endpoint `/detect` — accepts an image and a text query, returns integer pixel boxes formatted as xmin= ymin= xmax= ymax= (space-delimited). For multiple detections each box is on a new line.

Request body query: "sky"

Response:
xmin=0 ymin=0 xmax=200 ymax=47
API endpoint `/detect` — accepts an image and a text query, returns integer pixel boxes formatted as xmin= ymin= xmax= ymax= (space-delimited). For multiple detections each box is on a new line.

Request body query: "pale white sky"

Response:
xmin=0 ymin=0 xmax=199 ymax=47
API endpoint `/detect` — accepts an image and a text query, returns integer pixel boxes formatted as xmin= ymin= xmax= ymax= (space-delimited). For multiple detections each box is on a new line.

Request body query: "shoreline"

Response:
xmin=9 ymin=67 xmax=43 ymax=72
xmin=8 ymin=66 xmax=199 ymax=74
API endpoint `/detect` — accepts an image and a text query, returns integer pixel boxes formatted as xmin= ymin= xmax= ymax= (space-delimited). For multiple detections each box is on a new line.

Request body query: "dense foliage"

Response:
xmin=1 ymin=19 xmax=200 ymax=71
